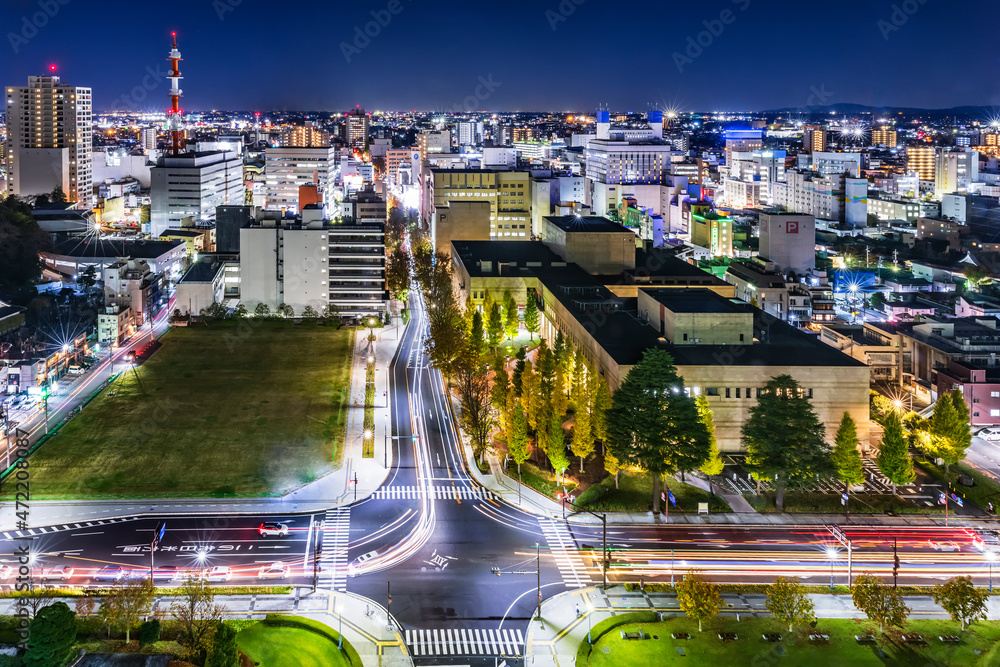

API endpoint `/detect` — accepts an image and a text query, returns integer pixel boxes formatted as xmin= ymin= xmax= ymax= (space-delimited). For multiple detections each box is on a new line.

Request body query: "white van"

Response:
xmin=68 ymin=365 xmax=83 ymax=375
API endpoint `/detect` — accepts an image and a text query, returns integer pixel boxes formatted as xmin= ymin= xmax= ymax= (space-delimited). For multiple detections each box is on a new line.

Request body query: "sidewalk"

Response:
xmin=462 ymin=439 xmax=990 ymax=528
xmin=525 ymin=584 xmax=1000 ymax=666
xmin=304 ymin=589 xmax=411 ymax=667
xmin=0 ymin=321 xmax=405 ymax=531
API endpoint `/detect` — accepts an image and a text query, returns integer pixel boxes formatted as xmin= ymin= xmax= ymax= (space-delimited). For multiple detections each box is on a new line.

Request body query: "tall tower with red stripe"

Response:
xmin=165 ymin=32 xmax=184 ymax=155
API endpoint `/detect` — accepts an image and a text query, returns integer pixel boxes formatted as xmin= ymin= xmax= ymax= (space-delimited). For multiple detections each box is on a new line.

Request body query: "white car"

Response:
xmin=258 ymin=522 xmax=289 ymax=537
xmin=0 ymin=565 xmax=13 ymax=580
xmin=978 ymin=427 xmax=1000 ymax=442
xmin=258 ymin=561 xmax=290 ymax=580
xmin=42 ymin=566 xmax=74 ymax=581
xmin=348 ymin=550 xmax=378 ymax=575
xmin=202 ymin=566 xmax=232 ymax=582
xmin=929 ymin=541 xmax=961 ymax=552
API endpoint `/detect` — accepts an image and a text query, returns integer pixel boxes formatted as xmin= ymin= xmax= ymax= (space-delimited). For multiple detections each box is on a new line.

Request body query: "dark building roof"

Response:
xmin=179 ymin=259 xmax=224 ymax=283
xmin=544 ymin=215 xmax=630 ymax=234
xmin=452 ymin=240 xmax=863 ymax=369
xmin=645 ymin=289 xmax=751 ymax=314
xmin=46 ymin=238 xmax=184 ymax=259
xmin=160 ymin=228 xmax=207 ymax=238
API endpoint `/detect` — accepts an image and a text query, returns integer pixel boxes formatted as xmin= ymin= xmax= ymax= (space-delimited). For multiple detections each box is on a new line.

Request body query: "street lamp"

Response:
xmin=826 ymin=547 xmax=837 ymax=590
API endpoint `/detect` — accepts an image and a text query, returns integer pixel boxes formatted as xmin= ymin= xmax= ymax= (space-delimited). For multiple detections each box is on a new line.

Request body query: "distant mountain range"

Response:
xmin=761 ymin=103 xmax=996 ymax=118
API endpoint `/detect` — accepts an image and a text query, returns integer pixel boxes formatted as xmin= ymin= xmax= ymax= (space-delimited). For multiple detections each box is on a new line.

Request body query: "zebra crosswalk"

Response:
xmin=370 ymin=484 xmax=498 ymax=502
xmin=317 ymin=507 xmax=350 ymax=592
xmin=405 ymin=627 xmax=524 ymax=657
xmin=1 ymin=517 xmax=141 ymax=540
xmin=539 ymin=518 xmax=593 ymax=588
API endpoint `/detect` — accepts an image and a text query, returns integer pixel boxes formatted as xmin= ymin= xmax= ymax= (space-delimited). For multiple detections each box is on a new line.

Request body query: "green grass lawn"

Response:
xmin=237 ymin=616 xmax=358 ymax=667
xmin=575 ymin=471 xmax=731 ymax=513
xmin=517 ymin=461 xmax=578 ymax=498
xmin=582 ymin=616 xmax=1000 ymax=666
xmin=22 ymin=322 xmax=354 ymax=498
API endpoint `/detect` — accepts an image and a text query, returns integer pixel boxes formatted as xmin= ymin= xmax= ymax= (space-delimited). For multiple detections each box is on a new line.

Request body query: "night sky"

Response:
xmin=1 ymin=0 xmax=997 ymax=113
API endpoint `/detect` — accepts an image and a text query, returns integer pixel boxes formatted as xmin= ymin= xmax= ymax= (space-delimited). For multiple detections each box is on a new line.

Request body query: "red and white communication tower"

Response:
xmin=165 ymin=32 xmax=185 ymax=155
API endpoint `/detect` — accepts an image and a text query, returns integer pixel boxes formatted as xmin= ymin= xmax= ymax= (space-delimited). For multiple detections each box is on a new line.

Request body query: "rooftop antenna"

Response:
xmin=165 ymin=32 xmax=185 ymax=155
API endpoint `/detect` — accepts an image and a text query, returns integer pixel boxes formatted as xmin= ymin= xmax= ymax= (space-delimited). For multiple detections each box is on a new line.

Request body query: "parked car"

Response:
xmin=42 ymin=566 xmax=74 ymax=582
xmin=202 ymin=566 xmax=232 ymax=582
xmin=348 ymin=550 xmax=378 ymax=575
xmin=68 ymin=365 xmax=83 ymax=375
xmin=258 ymin=522 xmax=289 ymax=537
xmin=258 ymin=561 xmax=290 ymax=580
xmin=93 ymin=566 xmax=127 ymax=582
xmin=978 ymin=427 xmax=1000 ymax=442
xmin=0 ymin=565 xmax=13 ymax=580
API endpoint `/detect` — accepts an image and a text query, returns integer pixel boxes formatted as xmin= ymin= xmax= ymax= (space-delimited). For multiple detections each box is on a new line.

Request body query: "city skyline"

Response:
xmin=2 ymin=0 xmax=997 ymax=112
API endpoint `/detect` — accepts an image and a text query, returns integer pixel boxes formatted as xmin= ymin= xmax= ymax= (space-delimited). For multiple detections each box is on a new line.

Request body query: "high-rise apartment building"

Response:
xmin=872 ymin=126 xmax=897 ymax=148
xmin=512 ymin=127 xmax=534 ymax=142
xmin=142 ymin=127 xmax=158 ymax=152
xmin=935 ymin=149 xmax=979 ymax=198
xmin=802 ymin=125 xmax=827 ymax=153
xmin=457 ymin=122 xmax=476 ymax=146
xmin=279 ymin=122 xmax=330 ymax=148
xmin=907 ymin=146 xmax=936 ymax=181
xmin=344 ymin=108 xmax=370 ymax=150
xmin=5 ymin=74 xmax=93 ymax=206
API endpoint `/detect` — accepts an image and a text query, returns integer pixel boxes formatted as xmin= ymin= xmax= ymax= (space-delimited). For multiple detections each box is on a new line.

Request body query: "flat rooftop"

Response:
xmin=46 ymin=238 xmax=184 ymax=259
xmin=452 ymin=240 xmax=863 ymax=369
xmin=644 ymin=288 xmax=752 ymax=314
xmin=544 ymin=215 xmax=630 ymax=233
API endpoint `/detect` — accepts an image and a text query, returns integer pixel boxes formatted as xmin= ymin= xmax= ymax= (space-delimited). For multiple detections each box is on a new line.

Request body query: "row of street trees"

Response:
xmin=24 ymin=576 xmax=234 ymax=666
xmin=675 ymin=571 xmax=988 ymax=636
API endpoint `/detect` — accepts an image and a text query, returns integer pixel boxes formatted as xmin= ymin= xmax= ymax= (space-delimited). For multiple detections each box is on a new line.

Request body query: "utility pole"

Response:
xmin=149 ymin=521 xmax=165 ymax=583
xmin=536 ymin=542 xmax=541 ymax=621
xmin=312 ymin=527 xmax=320 ymax=592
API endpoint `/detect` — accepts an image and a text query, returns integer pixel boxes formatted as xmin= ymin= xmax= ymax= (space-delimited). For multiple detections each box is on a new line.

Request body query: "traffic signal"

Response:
xmin=893 ymin=553 xmax=900 ymax=577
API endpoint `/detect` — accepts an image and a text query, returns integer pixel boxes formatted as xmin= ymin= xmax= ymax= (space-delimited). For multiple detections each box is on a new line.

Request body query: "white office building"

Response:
xmin=239 ymin=206 xmax=386 ymax=319
xmin=771 ymin=170 xmax=867 ymax=226
xmin=584 ymin=110 xmax=673 ymax=217
xmin=264 ymin=146 xmax=336 ymax=214
xmin=149 ymin=150 xmax=244 ymax=237
xmin=5 ymin=75 xmax=93 ymax=206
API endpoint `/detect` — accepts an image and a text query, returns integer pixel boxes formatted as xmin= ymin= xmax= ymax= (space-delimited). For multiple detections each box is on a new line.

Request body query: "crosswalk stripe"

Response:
xmin=403 ymin=627 xmax=525 ymax=656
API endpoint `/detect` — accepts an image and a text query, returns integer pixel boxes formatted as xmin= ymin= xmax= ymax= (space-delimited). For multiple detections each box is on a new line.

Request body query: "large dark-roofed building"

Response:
xmin=451 ymin=239 xmax=869 ymax=450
